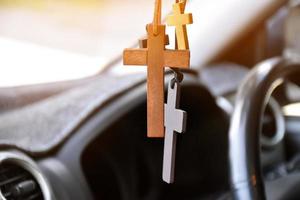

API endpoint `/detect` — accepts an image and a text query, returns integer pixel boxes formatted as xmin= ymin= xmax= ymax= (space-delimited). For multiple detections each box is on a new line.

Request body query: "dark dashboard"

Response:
xmin=1 ymin=63 xmax=297 ymax=200
xmin=0 ymin=1 xmax=300 ymax=199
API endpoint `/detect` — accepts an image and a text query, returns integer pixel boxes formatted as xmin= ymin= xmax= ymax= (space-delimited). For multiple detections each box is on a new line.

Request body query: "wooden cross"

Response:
xmin=123 ymin=24 xmax=189 ymax=138
xmin=167 ymin=1 xmax=193 ymax=50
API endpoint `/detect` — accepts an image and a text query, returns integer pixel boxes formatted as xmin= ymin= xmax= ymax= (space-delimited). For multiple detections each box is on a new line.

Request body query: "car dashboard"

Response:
xmin=1 ymin=62 xmax=299 ymax=200
xmin=1 ymin=0 xmax=300 ymax=200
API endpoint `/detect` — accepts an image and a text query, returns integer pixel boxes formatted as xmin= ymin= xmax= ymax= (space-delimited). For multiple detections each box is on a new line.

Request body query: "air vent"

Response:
xmin=0 ymin=163 xmax=43 ymax=200
xmin=0 ymin=151 xmax=54 ymax=200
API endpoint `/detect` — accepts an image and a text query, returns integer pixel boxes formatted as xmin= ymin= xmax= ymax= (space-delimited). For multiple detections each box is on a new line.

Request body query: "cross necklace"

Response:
xmin=123 ymin=0 xmax=190 ymax=138
xmin=123 ymin=0 xmax=193 ymax=183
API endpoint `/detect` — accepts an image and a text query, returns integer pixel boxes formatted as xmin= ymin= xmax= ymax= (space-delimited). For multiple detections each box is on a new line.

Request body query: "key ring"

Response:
xmin=170 ymin=68 xmax=184 ymax=89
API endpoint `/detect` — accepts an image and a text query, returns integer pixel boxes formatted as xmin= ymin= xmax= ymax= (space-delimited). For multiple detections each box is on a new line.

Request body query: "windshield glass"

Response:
xmin=0 ymin=0 xmax=173 ymax=87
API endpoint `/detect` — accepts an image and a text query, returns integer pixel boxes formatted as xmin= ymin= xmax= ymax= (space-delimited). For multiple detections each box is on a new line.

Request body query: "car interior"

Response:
xmin=0 ymin=0 xmax=299 ymax=200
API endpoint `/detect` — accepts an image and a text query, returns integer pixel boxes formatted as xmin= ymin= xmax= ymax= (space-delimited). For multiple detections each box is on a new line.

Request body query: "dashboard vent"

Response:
xmin=0 ymin=163 xmax=44 ymax=200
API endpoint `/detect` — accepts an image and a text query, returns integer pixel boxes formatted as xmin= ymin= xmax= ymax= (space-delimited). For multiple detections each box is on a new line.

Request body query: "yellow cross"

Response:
xmin=167 ymin=2 xmax=193 ymax=50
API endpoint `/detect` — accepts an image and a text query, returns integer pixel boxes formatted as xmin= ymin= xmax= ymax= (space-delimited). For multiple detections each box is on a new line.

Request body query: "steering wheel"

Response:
xmin=228 ymin=57 xmax=300 ymax=200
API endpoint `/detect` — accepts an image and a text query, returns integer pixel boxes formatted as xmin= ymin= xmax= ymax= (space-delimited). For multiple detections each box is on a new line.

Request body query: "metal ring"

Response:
xmin=170 ymin=68 xmax=184 ymax=89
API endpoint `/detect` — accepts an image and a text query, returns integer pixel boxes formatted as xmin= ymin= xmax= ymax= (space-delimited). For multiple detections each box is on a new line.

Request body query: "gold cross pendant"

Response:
xmin=167 ymin=1 xmax=193 ymax=50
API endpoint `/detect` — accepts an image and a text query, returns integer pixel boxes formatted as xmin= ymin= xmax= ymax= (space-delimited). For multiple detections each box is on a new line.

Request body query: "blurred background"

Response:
xmin=0 ymin=0 xmax=173 ymax=87
xmin=0 ymin=0 xmax=294 ymax=88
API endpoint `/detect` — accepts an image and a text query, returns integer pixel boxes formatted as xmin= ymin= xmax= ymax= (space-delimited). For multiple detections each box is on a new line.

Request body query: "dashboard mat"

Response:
xmin=0 ymin=63 xmax=248 ymax=156
xmin=0 ymin=73 xmax=146 ymax=155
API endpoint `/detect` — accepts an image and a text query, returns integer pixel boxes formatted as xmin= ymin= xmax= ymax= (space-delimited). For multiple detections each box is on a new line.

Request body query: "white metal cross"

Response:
xmin=163 ymin=80 xmax=187 ymax=183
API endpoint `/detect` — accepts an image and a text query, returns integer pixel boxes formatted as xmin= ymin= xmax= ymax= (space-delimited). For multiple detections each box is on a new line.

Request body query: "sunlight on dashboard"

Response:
xmin=0 ymin=0 xmax=174 ymax=87
xmin=0 ymin=37 xmax=105 ymax=87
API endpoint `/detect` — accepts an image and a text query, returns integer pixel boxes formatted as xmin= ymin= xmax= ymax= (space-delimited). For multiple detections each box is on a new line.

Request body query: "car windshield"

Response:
xmin=0 ymin=0 xmax=281 ymax=87
xmin=0 ymin=0 xmax=173 ymax=87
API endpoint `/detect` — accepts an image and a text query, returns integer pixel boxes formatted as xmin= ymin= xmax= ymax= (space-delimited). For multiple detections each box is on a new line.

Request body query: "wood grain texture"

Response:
xmin=167 ymin=2 xmax=193 ymax=50
xmin=123 ymin=49 xmax=147 ymax=65
xmin=147 ymin=24 xmax=165 ymax=138
xmin=139 ymin=35 xmax=170 ymax=48
xmin=164 ymin=50 xmax=190 ymax=67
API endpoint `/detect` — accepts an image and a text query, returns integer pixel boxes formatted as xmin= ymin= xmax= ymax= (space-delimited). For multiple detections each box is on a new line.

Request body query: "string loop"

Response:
xmin=176 ymin=0 xmax=187 ymax=11
xmin=153 ymin=0 xmax=162 ymax=35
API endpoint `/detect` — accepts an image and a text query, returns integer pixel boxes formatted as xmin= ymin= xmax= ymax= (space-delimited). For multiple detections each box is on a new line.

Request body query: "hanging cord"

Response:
xmin=176 ymin=0 xmax=187 ymax=9
xmin=153 ymin=0 xmax=162 ymax=35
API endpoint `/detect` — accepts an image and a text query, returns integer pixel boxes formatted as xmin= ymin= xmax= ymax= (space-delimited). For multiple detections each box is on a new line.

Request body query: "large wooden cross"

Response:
xmin=167 ymin=1 xmax=193 ymax=50
xmin=123 ymin=24 xmax=190 ymax=138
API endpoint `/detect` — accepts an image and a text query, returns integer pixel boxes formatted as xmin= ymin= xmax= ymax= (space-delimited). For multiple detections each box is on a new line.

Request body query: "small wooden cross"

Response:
xmin=167 ymin=2 xmax=193 ymax=50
